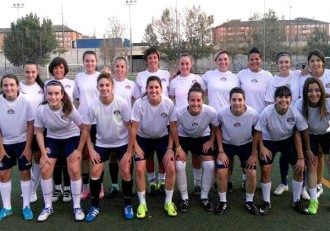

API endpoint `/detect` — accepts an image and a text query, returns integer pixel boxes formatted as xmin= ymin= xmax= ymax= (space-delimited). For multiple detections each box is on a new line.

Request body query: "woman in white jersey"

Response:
xmin=126 ymin=76 xmax=179 ymax=218
xmin=35 ymin=80 xmax=86 ymax=222
xmin=299 ymin=49 xmax=330 ymax=198
xmin=295 ymin=78 xmax=330 ymax=215
xmin=47 ymin=57 xmax=74 ymax=203
xmin=255 ymin=86 xmax=309 ymax=215
xmin=174 ymin=82 xmax=220 ymax=213
xmin=83 ymin=73 xmax=133 ymax=221
xmin=169 ymin=54 xmax=205 ymax=196
xmin=133 ymin=47 xmax=170 ymax=196
xmin=73 ymin=50 xmax=102 ymax=199
xmin=20 ymin=60 xmax=45 ymax=204
xmin=216 ymin=87 xmax=259 ymax=215
xmin=0 ymin=74 xmax=34 ymax=221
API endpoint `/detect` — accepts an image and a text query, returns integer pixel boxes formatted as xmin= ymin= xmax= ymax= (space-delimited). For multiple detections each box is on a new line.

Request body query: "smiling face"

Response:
xmin=46 ymin=85 xmax=64 ymax=110
xmin=188 ymin=91 xmax=203 ymax=115
xmin=308 ymin=55 xmax=325 ymax=75
xmin=277 ymin=55 xmax=291 ymax=76
xmin=97 ymin=77 xmax=114 ymax=101
xmin=179 ymin=56 xmax=192 ymax=77
xmin=2 ymin=77 xmax=19 ymax=101
xmin=230 ymin=93 xmax=245 ymax=116
xmin=146 ymin=53 xmax=159 ymax=72
xmin=215 ymin=52 xmax=230 ymax=72
xmin=147 ymin=80 xmax=162 ymax=103
xmin=23 ymin=64 xmax=39 ymax=85
xmin=275 ymin=95 xmax=291 ymax=113
xmin=248 ymin=53 xmax=262 ymax=73
xmin=114 ymin=59 xmax=128 ymax=81
xmin=83 ymin=54 xmax=97 ymax=74
xmin=52 ymin=63 xmax=66 ymax=80
xmin=307 ymin=82 xmax=321 ymax=106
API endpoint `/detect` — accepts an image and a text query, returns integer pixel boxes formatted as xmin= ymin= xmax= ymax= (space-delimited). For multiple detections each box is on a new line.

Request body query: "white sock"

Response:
xmin=309 ymin=187 xmax=317 ymax=200
xmin=165 ymin=189 xmax=174 ymax=203
xmin=218 ymin=192 xmax=226 ymax=202
xmin=64 ymin=186 xmax=71 ymax=191
xmin=193 ymin=168 xmax=202 ymax=186
xmin=137 ymin=190 xmax=146 ymax=205
xmin=41 ymin=178 xmax=53 ymax=208
xmin=31 ymin=164 xmax=40 ymax=193
xmin=158 ymin=173 xmax=166 ymax=182
xmin=147 ymin=172 xmax=155 ymax=182
xmin=0 ymin=181 xmax=12 ymax=209
xmin=261 ymin=182 xmax=271 ymax=202
xmin=201 ymin=161 xmax=214 ymax=199
xmin=292 ymin=179 xmax=303 ymax=202
xmin=246 ymin=193 xmax=254 ymax=202
xmin=21 ymin=180 xmax=31 ymax=208
xmin=176 ymin=161 xmax=188 ymax=200
xmin=71 ymin=179 xmax=82 ymax=208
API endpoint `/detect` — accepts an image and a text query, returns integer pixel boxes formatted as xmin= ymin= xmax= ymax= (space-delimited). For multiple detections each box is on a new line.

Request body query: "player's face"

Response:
xmin=278 ymin=56 xmax=291 ymax=75
xmin=97 ymin=78 xmax=113 ymax=99
xmin=308 ymin=55 xmax=325 ymax=74
xmin=83 ymin=54 xmax=97 ymax=74
xmin=46 ymin=85 xmax=64 ymax=109
xmin=275 ymin=95 xmax=291 ymax=112
xmin=248 ymin=53 xmax=262 ymax=73
xmin=215 ymin=53 xmax=230 ymax=72
xmin=23 ymin=64 xmax=39 ymax=85
xmin=146 ymin=53 xmax=159 ymax=71
xmin=53 ymin=63 xmax=66 ymax=80
xmin=114 ymin=59 xmax=127 ymax=80
xmin=307 ymin=83 xmax=321 ymax=106
xmin=188 ymin=91 xmax=203 ymax=115
xmin=147 ymin=80 xmax=162 ymax=102
xmin=179 ymin=56 xmax=192 ymax=77
xmin=2 ymin=77 xmax=18 ymax=101
xmin=230 ymin=93 xmax=245 ymax=115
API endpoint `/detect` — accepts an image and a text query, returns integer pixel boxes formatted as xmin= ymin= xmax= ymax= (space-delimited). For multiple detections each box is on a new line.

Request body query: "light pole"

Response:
xmin=263 ymin=0 xmax=266 ymax=68
xmin=125 ymin=0 xmax=136 ymax=77
xmin=12 ymin=3 xmax=24 ymax=19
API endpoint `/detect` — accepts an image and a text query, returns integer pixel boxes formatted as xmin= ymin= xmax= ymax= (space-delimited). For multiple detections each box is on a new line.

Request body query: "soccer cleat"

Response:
xmin=22 ymin=206 xmax=33 ymax=221
xmin=30 ymin=192 xmax=38 ymax=203
xmin=214 ymin=202 xmax=227 ymax=215
xmin=37 ymin=207 xmax=53 ymax=222
xmin=259 ymin=201 xmax=271 ymax=215
xmin=74 ymin=207 xmax=85 ymax=221
xmin=148 ymin=182 xmax=157 ymax=196
xmin=106 ymin=186 xmax=119 ymax=199
xmin=164 ymin=202 xmax=177 ymax=217
xmin=52 ymin=189 xmax=62 ymax=203
xmin=227 ymin=182 xmax=233 ymax=193
xmin=99 ymin=186 xmax=104 ymax=199
xmin=124 ymin=205 xmax=134 ymax=220
xmin=0 ymin=208 xmax=13 ymax=221
xmin=85 ymin=207 xmax=100 ymax=222
xmin=81 ymin=188 xmax=90 ymax=200
xmin=301 ymin=187 xmax=311 ymax=200
xmin=193 ymin=186 xmax=201 ymax=196
xmin=179 ymin=199 xmax=189 ymax=213
xmin=136 ymin=204 xmax=148 ymax=219
xmin=201 ymin=199 xmax=214 ymax=211
xmin=292 ymin=200 xmax=309 ymax=215
xmin=63 ymin=190 xmax=72 ymax=203
xmin=157 ymin=182 xmax=166 ymax=196
xmin=245 ymin=202 xmax=259 ymax=215
xmin=308 ymin=199 xmax=319 ymax=215
xmin=316 ymin=184 xmax=323 ymax=199
xmin=273 ymin=184 xmax=289 ymax=195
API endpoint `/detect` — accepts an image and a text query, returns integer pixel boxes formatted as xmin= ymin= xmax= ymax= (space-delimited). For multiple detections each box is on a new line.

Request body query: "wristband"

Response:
xmin=298 ymin=157 xmax=304 ymax=160
xmin=175 ymin=146 xmax=182 ymax=152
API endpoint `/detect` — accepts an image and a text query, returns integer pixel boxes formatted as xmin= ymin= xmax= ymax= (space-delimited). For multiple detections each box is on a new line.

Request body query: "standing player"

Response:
xmin=216 ymin=87 xmax=259 ymax=215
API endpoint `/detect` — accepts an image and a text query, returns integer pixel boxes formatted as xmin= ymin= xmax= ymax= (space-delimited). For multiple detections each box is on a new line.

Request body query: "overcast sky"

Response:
xmin=1 ymin=0 xmax=329 ymax=42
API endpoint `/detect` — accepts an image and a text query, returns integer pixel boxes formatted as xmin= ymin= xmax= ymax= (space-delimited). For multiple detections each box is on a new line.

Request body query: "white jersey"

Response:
xmin=86 ymin=95 xmax=131 ymax=148
xmin=169 ymin=74 xmax=206 ymax=109
xmin=131 ymin=96 xmax=175 ymax=138
xmin=255 ymin=104 xmax=308 ymax=141
xmin=19 ymin=81 xmax=44 ymax=117
xmin=35 ymin=104 xmax=83 ymax=139
xmin=133 ymin=69 xmax=170 ymax=99
xmin=238 ymin=68 xmax=272 ymax=113
xmin=113 ymin=78 xmax=136 ymax=107
xmin=299 ymin=69 xmax=330 ymax=97
xmin=45 ymin=78 xmax=75 ymax=102
xmin=73 ymin=71 xmax=100 ymax=122
xmin=0 ymin=94 xmax=34 ymax=144
xmin=265 ymin=70 xmax=300 ymax=104
xmin=176 ymin=104 xmax=219 ymax=138
xmin=202 ymin=69 xmax=239 ymax=110
xmin=295 ymin=98 xmax=330 ymax=135
xmin=218 ymin=105 xmax=258 ymax=146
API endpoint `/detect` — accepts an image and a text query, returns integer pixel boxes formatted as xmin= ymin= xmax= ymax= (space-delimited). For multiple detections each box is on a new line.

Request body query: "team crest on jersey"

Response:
xmin=220 ymin=77 xmax=227 ymax=81
xmin=65 ymin=85 xmax=71 ymax=89
xmin=38 ymin=89 xmax=44 ymax=94
xmin=161 ymin=112 xmax=168 ymax=118
xmin=125 ymin=85 xmax=131 ymax=89
xmin=7 ymin=109 xmax=14 ymax=114
xmin=161 ymin=78 xmax=167 ymax=82
xmin=61 ymin=114 xmax=69 ymax=120
xmin=234 ymin=122 xmax=241 ymax=127
xmin=287 ymin=117 xmax=294 ymax=122
xmin=192 ymin=122 xmax=198 ymax=126
xmin=326 ymin=82 xmax=330 ymax=88
xmin=251 ymin=79 xmax=258 ymax=83
xmin=113 ymin=110 xmax=121 ymax=115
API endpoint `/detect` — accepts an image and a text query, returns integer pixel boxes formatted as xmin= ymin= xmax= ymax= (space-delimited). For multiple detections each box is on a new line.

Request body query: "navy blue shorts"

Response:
xmin=94 ymin=144 xmax=128 ymax=163
xmin=179 ymin=136 xmax=214 ymax=156
xmin=45 ymin=136 xmax=80 ymax=159
xmin=310 ymin=133 xmax=330 ymax=155
xmin=135 ymin=135 xmax=168 ymax=162
xmin=0 ymin=141 xmax=32 ymax=171
xmin=216 ymin=142 xmax=256 ymax=169
xmin=259 ymin=136 xmax=297 ymax=166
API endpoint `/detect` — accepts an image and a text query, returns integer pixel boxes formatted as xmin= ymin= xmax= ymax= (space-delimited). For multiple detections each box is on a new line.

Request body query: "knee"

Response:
xmin=135 ymin=166 xmax=145 ymax=178
xmin=175 ymin=161 xmax=186 ymax=174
